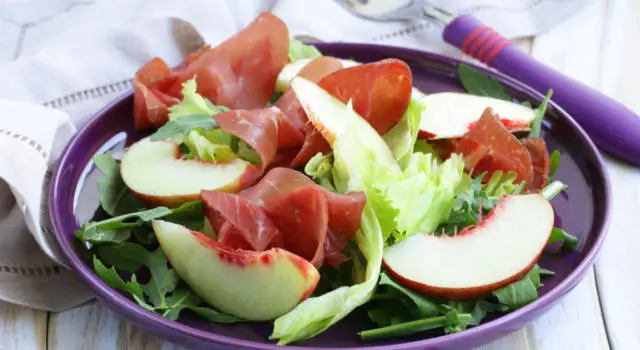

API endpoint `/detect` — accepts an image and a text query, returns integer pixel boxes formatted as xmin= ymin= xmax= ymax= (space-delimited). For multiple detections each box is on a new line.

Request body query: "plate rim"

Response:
xmin=49 ymin=41 xmax=612 ymax=350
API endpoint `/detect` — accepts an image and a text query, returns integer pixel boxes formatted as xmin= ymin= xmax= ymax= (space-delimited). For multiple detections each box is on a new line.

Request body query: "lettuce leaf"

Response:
xmin=167 ymin=77 xmax=228 ymax=121
xmin=383 ymin=97 xmax=426 ymax=169
xmin=304 ymin=152 xmax=336 ymax=192
xmin=377 ymin=153 xmax=465 ymax=244
xmin=182 ymin=130 xmax=237 ymax=162
xmin=288 ymin=37 xmax=322 ymax=62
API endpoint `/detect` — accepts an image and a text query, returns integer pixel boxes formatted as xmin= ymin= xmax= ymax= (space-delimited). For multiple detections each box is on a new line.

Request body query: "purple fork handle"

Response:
xmin=442 ymin=14 xmax=640 ymax=166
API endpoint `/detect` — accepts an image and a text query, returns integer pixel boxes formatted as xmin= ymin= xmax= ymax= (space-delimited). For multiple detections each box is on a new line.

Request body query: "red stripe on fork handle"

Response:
xmin=461 ymin=26 xmax=490 ymax=55
xmin=476 ymin=35 xmax=505 ymax=62
xmin=467 ymin=28 xmax=495 ymax=58
xmin=484 ymin=40 xmax=512 ymax=65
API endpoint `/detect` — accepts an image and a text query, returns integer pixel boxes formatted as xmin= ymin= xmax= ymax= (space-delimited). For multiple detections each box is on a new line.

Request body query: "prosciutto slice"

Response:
xmin=201 ymin=168 xmax=366 ymax=268
xmin=453 ymin=108 xmax=534 ymax=186
xmin=133 ymin=12 xmax=289 ymax=130
xmin=521 ymin=137 xmax=551 ymax=190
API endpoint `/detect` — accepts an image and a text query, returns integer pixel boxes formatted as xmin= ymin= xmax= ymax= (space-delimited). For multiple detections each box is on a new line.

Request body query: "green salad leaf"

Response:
xmin=529 ymin=89 xmax=553 ymax=138
xmin=541 ymin=180 xmax=568 ymax=201
xmin=76 ymin=201 xmax=202 ymax=244
xmin=492 ymin=265 xmax=542 ymax=309
xmin=549 ymin=150 xmax=561 ymax=177
xmin=94 ymin=153 xmax=142 ymax=216
xmin=436 ymin=171 xmax=523 ymax=237
xmin=360 ymin=314 xmax=473 ymax=341
xmin=167 ymin=77 xmax=229 ymax=121
xmin=458 ymin=64 xmax=511 ymax=101
xmin=548 ymin=228 xmax=579 ymax=250
xmin=182 ymin=129 xmax=238 ymax=162
xmin=377 ymin=152 xmax=465 ymax=244
xmin=383 ymin=97 xmax=427 ymax=169
xmin=288 ymin=37 xmax=322 ymax=62
xmin=151 ymin=114 xmax=219 ymax=142
xmin=304 ymin=152 xmax=336 ymax=192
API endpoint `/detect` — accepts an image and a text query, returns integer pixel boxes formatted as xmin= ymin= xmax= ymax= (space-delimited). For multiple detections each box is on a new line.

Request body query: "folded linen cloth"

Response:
xmin=0 ymin=0 xmax=587 ymax=311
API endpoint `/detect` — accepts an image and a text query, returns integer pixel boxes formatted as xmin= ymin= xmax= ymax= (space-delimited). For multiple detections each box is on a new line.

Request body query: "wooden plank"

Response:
xmin=589 ymin=1 xmax=640 ymax=348
xmin=48 ymin=301 xmax=167 ymax=350
xmin=0 ymin=301 xmax=46 ymax=350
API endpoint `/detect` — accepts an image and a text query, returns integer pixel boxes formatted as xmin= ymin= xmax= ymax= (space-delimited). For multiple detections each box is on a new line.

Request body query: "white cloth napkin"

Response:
xmin=0 ymin=0 xmax=587 ymax=311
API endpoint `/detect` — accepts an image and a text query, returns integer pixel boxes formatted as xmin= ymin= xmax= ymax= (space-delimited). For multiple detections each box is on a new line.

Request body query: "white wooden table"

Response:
xmin=0 ymin=0 xmax=637 ymax=349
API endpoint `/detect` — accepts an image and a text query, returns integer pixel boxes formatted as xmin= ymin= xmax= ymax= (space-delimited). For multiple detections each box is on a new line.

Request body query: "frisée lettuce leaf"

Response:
xmin=288 ymin=37 xmax=322 ymax=62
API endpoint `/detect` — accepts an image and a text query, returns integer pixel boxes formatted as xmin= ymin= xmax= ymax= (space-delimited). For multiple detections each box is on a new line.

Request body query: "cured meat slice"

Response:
xmin=133 ymin=59 xmax=179 ymax=130
xmin=318 ymin=58 xmax=413 ymax=135
xmin=213 ymin=107 xmax=303 ymax=171
xmin=202 ymin=192 xmax=282 ymax=251
xmin=521 ymin=137 xmax=551 ymax=191
xmin=170 ymin=12 xmax=289 ymax=109
xmin=454 ymin=108 xmax=534 ymax=185
xmin=201 ymin=168 xmax=366 ymax=268
xmin=133 ymin=12 xmax=289 ymax=130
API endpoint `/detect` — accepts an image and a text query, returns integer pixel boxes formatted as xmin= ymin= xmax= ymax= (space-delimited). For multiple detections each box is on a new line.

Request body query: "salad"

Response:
xmin=76 ymin=12 xmax=579 ymax=345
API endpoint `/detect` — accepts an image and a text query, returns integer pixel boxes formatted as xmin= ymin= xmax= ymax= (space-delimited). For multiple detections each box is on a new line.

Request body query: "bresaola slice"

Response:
xmin=201 ymin=168 xmax=366 ymax=268
xmin=213 ymin=107 xmax=304 ymax=171
xmin=453 ymin=108 xmax=534 ymax=187
xmin=133 ymin=12 xmax=289 ymax=130
xmin=521 ymin=137 xmax=551 ymax=191
xmin=318 ymin=58 xmax=413 ymax=135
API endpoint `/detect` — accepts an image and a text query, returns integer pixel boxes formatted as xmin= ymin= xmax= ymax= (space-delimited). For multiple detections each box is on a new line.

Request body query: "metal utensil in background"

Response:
xmin=337 ymin=0 xmax=640 ymax=167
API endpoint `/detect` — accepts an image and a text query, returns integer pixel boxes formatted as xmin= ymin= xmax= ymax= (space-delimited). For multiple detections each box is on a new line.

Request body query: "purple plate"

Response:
xmin=49 ymin=43 xmax=611 ymax=350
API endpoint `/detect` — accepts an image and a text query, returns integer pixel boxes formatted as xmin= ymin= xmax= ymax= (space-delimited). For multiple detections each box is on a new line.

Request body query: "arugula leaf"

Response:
xmin=458 ymin=64 xmax=511 ymax=101
xmin=77 ymin=202 xmax=202 ymax=244
xmin=161 ymin=287 xmax=193 ymax=320
xmin=529 ymin=89 xmax=554 ymax=138
xmin=541 ymin=180 xmax=568 ymax=201
xmin=77 ymin=227 xmax=131 ymax=244
xmin=539 ymin=268 xmax=556 ymax=276
xmin=436 ymin=170 xmax=522 ymax=237
xmin=549 ymin=150 xmax=561 ymax=178
xmin=492 ymin=265 xmax=541 ymax=309
xmin=377 ymin=273 xmax=440 ymax=318
xmin=93 ymin=256 xmax=154 ymax=311
xmin=94 ymin=242 xmax=149 ymax=272
xmin=150 ymin=114 xmax=218 ymax=142
xmin=94 ymin=153 xmax=142 ymax=216
xmin=359 ymin=314 xmax=473 ymax=341
xmin=142 ymin=248 xmax=179 ymax=308
xmin=548 ymin=228 xmax=579 ymax=251
xmin=162 ymin=201 xmax=205 ymax=231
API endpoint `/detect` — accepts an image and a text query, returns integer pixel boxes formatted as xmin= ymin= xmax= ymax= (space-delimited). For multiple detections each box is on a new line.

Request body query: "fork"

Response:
xmin=335 ymin=0 xmax=640 ymax=167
